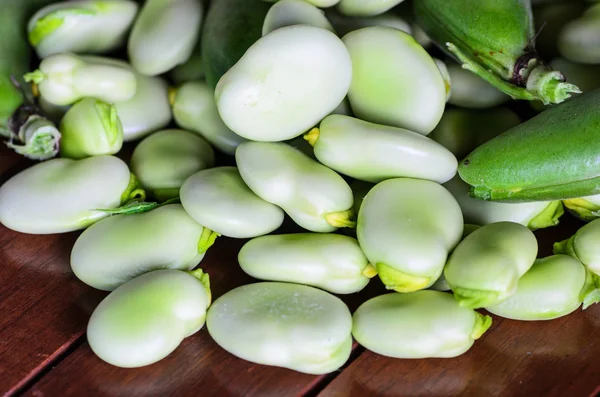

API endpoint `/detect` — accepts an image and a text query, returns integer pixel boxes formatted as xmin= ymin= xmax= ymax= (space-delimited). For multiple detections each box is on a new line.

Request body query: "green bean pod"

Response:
xmin=414 ymin=0 xmax=580 ymax=104
xmin=262 ymin=0 xmax=335 ymax=36
xmin=71 ymin=204 xmax=214 ymax=291
xmin=357 ymin=178 xmax=463 ymax=292
xmin=87 ymin=269 xmax=211 ymax=368
xmin=486 ymin=255 xmax=600 ymax=320
xmin=28 ymin=0 xmax=139 ymax=58
xmin=238 ymin=233 xmax=374 ymax=294
xmin=236 ymin=141 xmax=354 ymax=233
xmin=307 ymin=115 xmax=457 ymax=184
xmin=446 ymin=62 xmax=510 ymax=109
xmin=128 ymin=0 xmax=203 ymax=76
xmin=0 ymin=156 xmax=137 ymax=234
xmin=554 ymin=218 xmax=600 ymax=277
xmin=342 ymin=27 xmax=445 ymax=135
xmin=172 ymin=81 xmax=246 ymax=155
xmin=130 ymin=129 xmax=215 ymax=201
xmin=215 ymin=25 xmax=352 ymax=141
xmin=558 ymin=4 xmax=600 ymax=64
xmin=24 ymin=53 xmax=137 ymax=106
xmin=352 ymin=291 xmax=492 ymax=358
xmin=59 ymin=98 xmax=123 ymax=159
xmin=207 ymin=282 xmax=352 ymax=375
xmin=180 ymin=167 xmax=284 ymax=238
xmin=445 ymin=222 xmax=538 ymax=308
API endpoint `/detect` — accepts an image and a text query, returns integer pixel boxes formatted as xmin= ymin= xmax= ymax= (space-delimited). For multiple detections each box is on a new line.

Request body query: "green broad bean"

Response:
xmin=87 ymin=269 xmax=211 ymax=368
xmin=357 ymin=178 xmax=463 ymax=292
xmin=554 ymin=218 xmax=600 ymax=276
xmin=206 ymin=282 xmax=352 ymax=374
xmin=169 ymin=39 xmax=204 ymax=85
xmin=71 ymin=204 xmax=213 ymax=291
xmin=38 ymin=95 xmax=70 ymax=124
xmin=486 ymin=255 xmax=600 ymax=320
xmin=434 ymin=58 xmax=451 ymax=102
xmin=59 ymin=98 xmax=123 ymax=159
xmin=128 ymin=0 xmax=203 ymax=76
xmin=24 ymin=53 xmax=137 ymax=106
xmin=28 ymin=0 xmax=139 ymax=59
xmin=445 ymin=222 xmax=538 ymax=309
xmin=563 ymin=193 xmax=600 ymax=222
xmin=352 ymin=291 xmax=492 ymax=358
xmin=262 ymin=0 xmax=335 ymax=36
xmin=215 ymin=25 xmax=352 ymax=142
xmin=238 ymin=233 xmax=374 ymax=294
xmin=446 ymin=62 xmax=510 ymax=109
xmin=180 ymin=167 xmax=284 ymax=238
xmin=0 ymin=156 xmax=133 ymax=234
xmin=236 ymin=141 xmax=354 ymax=233
xmin=444 ymin=176 xmax=564 ymax=230
xmin=558 ymin=4 xmax=600 ymax=64
xmin=342 ymin=27 xmax=445 ymax=135
xmin=172 ymin=81 xmax=246 ymax=155
xmin=337 ymin=0 xmax=406 ymax=17
xmin=308 ymin=115 xmax=457 ymax=184
xmin=130 ymin=129 xmax=215 ymax=201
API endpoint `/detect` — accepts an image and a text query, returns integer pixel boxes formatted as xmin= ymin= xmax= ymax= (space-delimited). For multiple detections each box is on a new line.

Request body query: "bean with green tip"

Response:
xmin=554 ymin=218 xmax=600 ymax=277
xmin=562 ymin=193 xmax=600 ymax=222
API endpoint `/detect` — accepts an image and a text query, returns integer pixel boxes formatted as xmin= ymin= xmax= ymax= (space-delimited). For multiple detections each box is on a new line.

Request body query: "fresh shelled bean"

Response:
xmin=169 ymin=39 xmax=203 ymax=85
xmin=71 ymin=204 xmax=214 ymax=291
xmin=180 ymin=167 xmax=284 ymax=238
xmin=307 ymin=115 xmax=457 ymax=184
xmin=264 ymin=0 xmax=341 ymax=7
xmin=128 ymin=0 xmax=203 ymax=76
xmin=429 ymin=107 xmax=521 ymax=160
xmin=238 ymin=233 xmax=374 ymax=294
xmin=558 ymin=4 xmax=600 ymax=64
xmin=236 ymin=141 xmax=354 ymax=233
xmin=433 ymin=58 xmax=451 ymax=102
xmin=0 ymin=156 xmax=135 ymax=234
xmin=206 ymin=282 xmax=352 ymax=374
xmin=444 ymin=176 xmax=564 ymax=230
xmin=446 ymin=62 xmax=509 ymax=109
xmin=38 ymin=95 xmax=70 ymax=124
xmin=262 ymin=0 xmax=335 ymax=36
xmin=130 ymin=129 xmax=215 ymax=201
xmin=326 ymin=10 xmax=412 ymax=36
xmin=445 ymin=222 xmax=538 ymax=308
xmin=486 ymin=255 xmax=600 ymax=320
xmin=88 ymin=269 xmax=211 ymax=368
xmin=28 ymin=0 xmax=139 ymax=58
xmin=352 ymin=291 xmax=492 ymax=358
xmin=172 ymin=81 xmax=246 ymax=155
xmin=357 ymin=178 xmax=463 ymax=292
xmin=337 ymin=0 xmax=406 ymax=17
xmin=533 ymin=2 xmax=585 ymax=60
xmin=342 ymin=27 xmax=445 ymax=135
xmin=554 ymin=218 xmax=600 ymax=276
xmin=215 ymin=25 xmax=352 ymax=142
xmin=24 ymin=53 xmax=137 ymax=106
xmin=563 ymin=193 xmax=600 ymax=222
xmin=59 ymin=98 xmax=123 ymax=159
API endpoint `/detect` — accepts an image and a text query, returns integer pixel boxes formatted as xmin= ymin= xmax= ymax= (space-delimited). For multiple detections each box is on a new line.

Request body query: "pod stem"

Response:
xmin=376 ymin=263 xmax=430 ymax=293
xmin=325 ymin=210 xmax=356 ymax=228
xmin=581 ymin=270 xmax=600 ymax=310
xmin=362 ymin=263 xmax=378 ymax=279
xmin=23 ymin=70 xmax=46 ymax=85
xmin=526 ymin=65 xmax=581 ymax=106
xmin=198 ymin=228 xmax=220 ymax=254
xmin=471 ymin=312 xmax=493 ymax=340
xmin=5 ymin=113 xmax=60 ymax=160
xmin=527 ymin=201 xmax=564 ymax=230
xmin=303 ymin=127 xmax=320 ymax=147
xmin=187 ymin=268 xmax=212 ymax=306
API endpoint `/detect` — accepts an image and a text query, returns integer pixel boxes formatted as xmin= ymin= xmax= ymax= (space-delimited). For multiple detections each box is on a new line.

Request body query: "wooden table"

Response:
xmin=1 ymin=148 xmax=599 ymax=397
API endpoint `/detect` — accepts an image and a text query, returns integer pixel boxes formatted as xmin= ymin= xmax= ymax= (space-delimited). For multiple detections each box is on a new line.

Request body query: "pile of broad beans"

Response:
xmin=1 ymin=0 xmax=600 ymax=374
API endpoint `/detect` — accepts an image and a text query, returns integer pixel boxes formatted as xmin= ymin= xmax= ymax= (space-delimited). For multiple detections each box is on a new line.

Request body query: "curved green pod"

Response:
xmin=554 ymin=218 xmax=600 ymax=277
xmin=71 ymin=204 xmax=213 ymax=291
xmin=180 ymin=167 xmax=284 ymax=238
xmin=215 ymin=25 xmax=352 ymax=142
xmin=534 ymin=2 xmax=585 ymax=60
xmin=87 ymin=269 xmax=211 ymax=368
xmin=558 ymin=4 xmax=600 ymax=64
xmin=236 ymin=141 xmax=354 ymax=233
xmin=128 ymin=0 xmax=203 ymax=76
xmin=486 ymin=255 xmax=600 ymax=320
xmin=206 ymin=282 xmax=352 ymax=375
xmin=352 ymin=291 xmax=492 ymax=359
xmin=172 ymin=81 xmax=246 ymax=155
xmin=262 ymin=0 xmax=335 ymax=36
xmin=444 ymin=222 xmax=538 ymax=308
xmin=459 ymin=89 xmax=600 ymax=202
xmin=238 ymin=233 xmax=374 ymax=294
xmin=59 ymin=98 xmax=123 ymax=159
xmin=326 ymin=10 xmax=412 ymax=37
xmin=337 ymin=0 xmax=406 ymax=17
xmin=28 ymin=0 xmax=139 ymax=59
xmin=414 ymin=0 xmax=580 ymax=105
xmin=24 ymin=53 xmax=137 ymax=106
xmin=307 ymin=115 xmax=457 ymax=184
xmin=444 ymin=176 xmax=564 ymax=230
xmin=0 ymin=156 xmax=135 ymax=234
xmin=342 ymin=27 xmax=445 ymax=135
xmin=446 ymin=62 xmax=510 ymax=109
xmin=130 ymin=129 xmax=215 ymax=201
xmin=429 ymin=107 xmax=521 ymax=160
xmin=357 ymin=178 xmax=463 ymax=292
xmin=563 ymin=193 xmax=600 ymax=222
